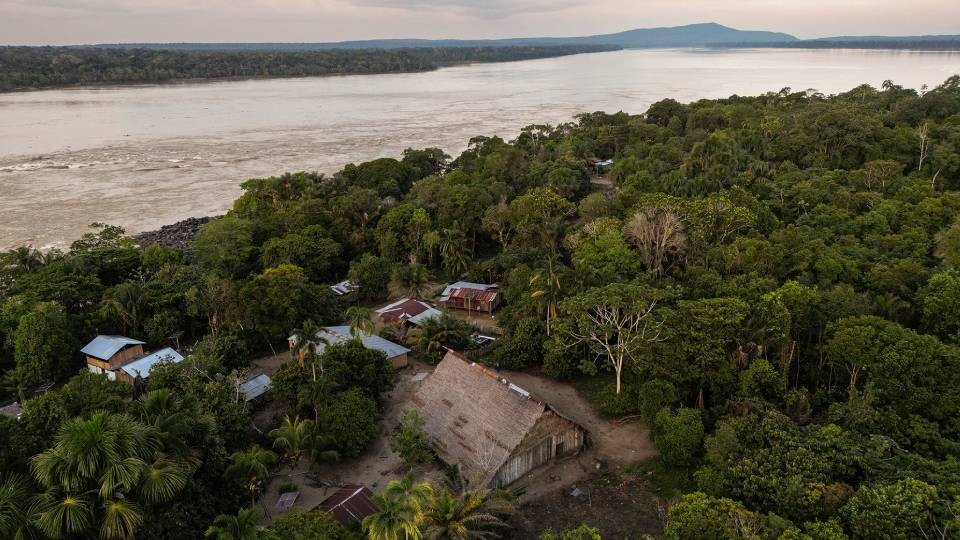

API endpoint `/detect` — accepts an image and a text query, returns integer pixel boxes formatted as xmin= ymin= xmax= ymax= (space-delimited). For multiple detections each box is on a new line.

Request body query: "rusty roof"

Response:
xmin=411 ymin=350 xmax=550 ymax=485
xmin=317 ymin=485 xmax=379 ymax=527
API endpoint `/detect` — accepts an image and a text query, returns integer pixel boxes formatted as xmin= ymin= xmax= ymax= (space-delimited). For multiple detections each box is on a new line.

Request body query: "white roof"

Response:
xmin=116 ymin=347 xmax=184 ymax=379
xmin=330 ymin=280 xmax=358 ymax=296
xmin=240 ymin=374 xmax=271 ymax=402
xmin=375 ymin=298 xmax=443 ymax=326
xmin=81 ymin=335 xmax=145 ymax=360
xmin=315 ymin=326 xmax=410 ymax=359
xmin=439 ymin=281 xmax=497 ymax=301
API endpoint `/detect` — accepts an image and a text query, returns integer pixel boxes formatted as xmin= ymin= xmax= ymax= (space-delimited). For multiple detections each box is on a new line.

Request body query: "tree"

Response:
xmin=638 ymin=379 xmax=678 ymax=424
xmin=389 ymin=264 xmax=431 ymax=300
xmin=11 ymin=301 xmax=75 ymax=391
xmin=364 ymin=493 xmax=423 ymax=540
xmin=665 ymin=492 xmax=762 ymax=540
xmin=407 ymin=313 xmax=473 ymax=363
xmin=349 ymin=254 xmax=393 ymax=302
xmin=919 ymin=272 xmax=960 ymax=342
xmin=322 ymin=388 xmax=379 ymax=458
xmin=29 ymin=411 xmax=190 ymax=540
xmin=559 ymin=284 xmax=664 ymax=394
xmin=205 ymin=507 xmax=261 ymax=540
xmin=241 ymin=264 xmax=340 ymax=342
xmin=345 ymin=306 xmax=376 ymax=338
xmin=652 ymin=407 xmax=704 ymax=467
xmin=391 ymin=410 xmax=434 ymax=467
xmin=841 ymin=479 xmax=938 ymax=540
xmin=624 ymin=208 xmax=687 ymax=277
xmin=262 ymin=508 xmax=358 ymax=540
xmin=224 ymin=446 xmax=277 ymax=505
xmin=193 ymin=216 xmax=255 ymax=279
xmin=0 ymin=475 xmax=33 ymax=540
xmin=270 ymin=416 xmax=314 ymax=468
xmin=539 ymin=524 xmax=601 ymax=540
xmin=422 ymin=487 xmax=514 ymax=540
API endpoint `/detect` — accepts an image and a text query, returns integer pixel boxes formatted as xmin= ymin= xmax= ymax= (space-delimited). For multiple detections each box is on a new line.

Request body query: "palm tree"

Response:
xmin=130 ymin=389 xmax=199 ymax=463
xmin=407 ymin=313 xmax=472 ymax=363
xmin=390 ymin=264 xmax=431 ymax=300
xmin=0 ymin=475 xmax=35 ymax=540
xmin=29 ymin=411 xmax=189 ymax=540
xmin=385 ymin=474 xmax=434 ymax=514
xmin=205 ymin=507 xmax=261 ymax=540
xmin=364 ymin=493 xmax=423 ymax=540
xmin=422 ymin=488 xmax=514 ymax=540
xmin=269 ymin=416 xmax=314 ymax=468
xmin=528 ymin=259 xmax=564 ymax=335
xmin=100 ymin=281 xmax=148 ymax=336
xmin=291 ymin=320 xmax=325 ymax=369
xmin=224 ymin=446 xmax=277 ymax=506
xmin=439 ymin=228 xmax=472 ymax=278
xmin=345 ymin=306 xmax=375 ymax=338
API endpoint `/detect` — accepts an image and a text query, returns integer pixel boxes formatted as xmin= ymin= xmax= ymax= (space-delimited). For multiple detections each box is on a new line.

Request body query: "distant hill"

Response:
xmin=89 ymin=23 xmax=797 ymax=51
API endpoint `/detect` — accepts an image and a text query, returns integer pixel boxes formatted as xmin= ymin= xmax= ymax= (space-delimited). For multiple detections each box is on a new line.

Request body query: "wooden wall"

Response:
xmin=490 ymin=410 xmax=584 ymax=487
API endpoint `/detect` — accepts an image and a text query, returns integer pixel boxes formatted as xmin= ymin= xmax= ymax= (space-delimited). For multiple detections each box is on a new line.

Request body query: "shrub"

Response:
xmin=638 ymin=379 xmax=678 ymax=424
xmin=653 ymin=407 xmax=704 ymax=467
xmin=390 ymin=409 xmax=434 ymax=466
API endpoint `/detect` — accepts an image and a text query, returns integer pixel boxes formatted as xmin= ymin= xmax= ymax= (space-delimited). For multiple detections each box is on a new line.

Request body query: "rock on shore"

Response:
xmin=134 ymin=216 xmax=220 ymax=249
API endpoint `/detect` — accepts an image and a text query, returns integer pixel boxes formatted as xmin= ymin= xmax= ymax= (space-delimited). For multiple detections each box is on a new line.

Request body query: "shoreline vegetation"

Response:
xmin=0 ymin=44 xmax=620 ymax=92
xmin=1 ymin=76 xmax=960 ymax=538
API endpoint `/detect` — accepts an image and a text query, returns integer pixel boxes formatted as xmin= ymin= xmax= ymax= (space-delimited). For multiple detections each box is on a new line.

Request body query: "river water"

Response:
xmin=1 ymin=48 xmax=959 ymax=250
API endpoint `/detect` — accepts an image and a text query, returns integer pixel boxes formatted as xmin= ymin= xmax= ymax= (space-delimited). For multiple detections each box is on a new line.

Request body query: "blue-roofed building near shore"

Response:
xmin=288 ymin=326 xmax=411 ymax=369
xmin=82 ymin=335 xmax=184 ymax=384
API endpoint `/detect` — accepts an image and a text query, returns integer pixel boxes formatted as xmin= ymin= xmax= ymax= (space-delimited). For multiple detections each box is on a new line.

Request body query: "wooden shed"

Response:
xmin=438 ymin=282 xmax=502 ymax=314
xmin=412 ymin=350 xmax=586 ymax=488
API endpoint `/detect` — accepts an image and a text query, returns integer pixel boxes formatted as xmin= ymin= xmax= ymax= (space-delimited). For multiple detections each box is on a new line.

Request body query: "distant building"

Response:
xmin=438 ymin=282 xmax=501 ymax=314
xmin=288 ymin=326 xmax=411 ymax=369
xmin=317 ymin=485 xmax=379 ymax=528
xmin=412 ymin=350 xmax=586 ymax=488
xmin=375 ymin=298 xmax=443 ymax=327
xmin=0 ymin=401 xmax=23 ymax=421
xmin=330 ymin=280 xmax=358 ymax=297
xmin=82 ymin=335 xmax=184 ymax=384
xmin=239 ymin=373 xmax=271 ymax=402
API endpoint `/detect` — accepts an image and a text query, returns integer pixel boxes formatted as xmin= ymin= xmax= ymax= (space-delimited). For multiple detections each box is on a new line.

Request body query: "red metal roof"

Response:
xmin=317 ymin=485 xmax=379 ymax=526
xmin=449 ymin=287 xmax=499 ymax=303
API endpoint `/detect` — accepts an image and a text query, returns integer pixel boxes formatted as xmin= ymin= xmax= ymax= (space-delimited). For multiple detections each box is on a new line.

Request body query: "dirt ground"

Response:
xmin=510 ymin=472 xmax=665 ymax=539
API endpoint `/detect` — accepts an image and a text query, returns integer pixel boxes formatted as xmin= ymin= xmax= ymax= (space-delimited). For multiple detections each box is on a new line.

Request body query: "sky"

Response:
xmin=2 ymin=0 xmax=959 ymax=46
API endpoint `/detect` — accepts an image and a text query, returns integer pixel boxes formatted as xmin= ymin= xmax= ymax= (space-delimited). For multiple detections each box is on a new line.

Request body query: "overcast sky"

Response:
xmin=3 ymin=0 xmax=959 ymax=46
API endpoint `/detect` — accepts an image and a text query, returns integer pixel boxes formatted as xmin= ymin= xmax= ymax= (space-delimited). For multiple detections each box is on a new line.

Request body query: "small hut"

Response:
xmin=375 ymin=298 xmax=442 ymax=327
xmin=438 ymin=282 xmax=501 ymax=314
xmin=317 ymin=485 xmax=379 ymax=527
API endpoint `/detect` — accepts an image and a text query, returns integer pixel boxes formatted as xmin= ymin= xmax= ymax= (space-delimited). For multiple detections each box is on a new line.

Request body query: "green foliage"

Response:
xmin=348 ymin=254 xmax=393 ymax=302
xmin=11 ymin=302 xmax=76 ymax=389
xmin=390 ymin=409 xmax=434 ymax=467
xmin=653 ymin=407 xmax=704 ymax=467
xmin=322 ymin=388 xmax=379 ymax=458
xmin=637 ymin=379 xmax=678 ymax=424
xmin=262 ymin=508 xmax=359 ymax=540
xmin=665 ymin=492 xmax=763 ymax=540
xmin=241 ymin=264 xmax=341 ymax=343
xmin=840 ymin=478 xmax=939 ymax=540
xmin=739 ymin=359 xmax=786 ymax=403
xmin=539 ymin=523 xmax=602 ymax=540
xmin=193 ymin=216 xmax=256 ymax=279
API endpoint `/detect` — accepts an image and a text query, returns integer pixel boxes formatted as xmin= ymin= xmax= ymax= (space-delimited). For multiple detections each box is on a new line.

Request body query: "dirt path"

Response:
xmin=501 ymin=370 xmax=657 ymax=467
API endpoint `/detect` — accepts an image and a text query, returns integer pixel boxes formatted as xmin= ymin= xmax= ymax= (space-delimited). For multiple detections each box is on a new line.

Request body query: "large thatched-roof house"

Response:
xmin=412 ymin=350 xmax=586 ymax=488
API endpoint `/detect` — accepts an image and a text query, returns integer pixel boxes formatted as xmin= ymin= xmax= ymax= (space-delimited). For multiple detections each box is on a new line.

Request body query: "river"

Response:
xmin=1 ymin=48 xmax=959 ymax=250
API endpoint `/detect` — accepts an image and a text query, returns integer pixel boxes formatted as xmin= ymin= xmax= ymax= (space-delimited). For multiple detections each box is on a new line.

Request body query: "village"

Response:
xmin=31 ymin=279 xmax=664 ymax=537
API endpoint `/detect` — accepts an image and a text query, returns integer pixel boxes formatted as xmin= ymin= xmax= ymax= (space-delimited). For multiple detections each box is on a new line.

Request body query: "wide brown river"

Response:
xmin=1 ymin=48 xmax=959 ymax=250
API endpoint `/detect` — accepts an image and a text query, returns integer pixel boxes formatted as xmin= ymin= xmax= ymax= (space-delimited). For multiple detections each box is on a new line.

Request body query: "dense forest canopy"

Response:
xmin=0 ymin=44 xmax=619 ymax=91
xmin=2 ymin=76 xmax=960 ymax=538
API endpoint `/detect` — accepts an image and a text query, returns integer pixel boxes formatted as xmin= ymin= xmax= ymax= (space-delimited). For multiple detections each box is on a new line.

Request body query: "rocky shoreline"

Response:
xmin=134 ymin=216 xmax=220 ymax=249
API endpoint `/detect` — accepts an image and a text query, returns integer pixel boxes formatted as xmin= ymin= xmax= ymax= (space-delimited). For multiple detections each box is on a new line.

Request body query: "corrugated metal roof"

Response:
xmin=315 ymin=326 xmax=410 ymax=359
xmin=330 ymin=280 xmax=358 ymax=296
xmin=117 ymin=347 xmax=184 ymax=379
xmin=375 ymin=298 xmax=442 ymax=325
xmin=439 ymin=281 xmax=497 ymax=299
xmin=240 ymin=374 xmax=271 ymax=402
xmin=318 ymin=485 xmax=379 ymax=527
xmin=0 ymin=401 xmax=23 ymax=420
xmin=80 ymin=335 xmax=145 ymax=360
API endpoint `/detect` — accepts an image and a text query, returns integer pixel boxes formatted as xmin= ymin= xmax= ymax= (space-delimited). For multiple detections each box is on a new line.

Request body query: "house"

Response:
xmin=330 ymin=280 xmax=358 ymax=297
xmin=82 ymin=335 xmax=184 ymax=384
xmin=438 ymin=282 xmax=501 ymax=314
xmin=239 ymin=373 xmax=271 ymax=402
xmin=0 ymin=401 xmax=23 ymax=420
xmin=288 ymin=326 xmax=411 ymax=369
xmin=375 ymin=298 xmax=442 ymax=327
xmin=412 ymin=350 xmax=586 ymax=488
xmin=317 ymin=485 xmax=379 ymax=527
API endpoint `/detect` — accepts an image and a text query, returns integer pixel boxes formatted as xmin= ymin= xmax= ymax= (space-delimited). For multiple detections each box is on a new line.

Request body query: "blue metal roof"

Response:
xmin=316 ymin=326 xmax=411 ymax=359
xmin=80 ymin=335 xmax=145 ymax=360
xmin=240 ymin=374 xmax=271 ymax=402
xmin=117 ymin=347 xmax=183 ymax=379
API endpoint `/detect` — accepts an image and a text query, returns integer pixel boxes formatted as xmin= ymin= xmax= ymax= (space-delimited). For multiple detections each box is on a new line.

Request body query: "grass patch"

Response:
xmin=623 ymin=459 xmax=694 ymax=500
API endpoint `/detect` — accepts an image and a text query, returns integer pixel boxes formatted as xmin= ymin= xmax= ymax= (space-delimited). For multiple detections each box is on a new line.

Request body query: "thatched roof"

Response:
xmin=411 ymin=350 xmax=549 ymax=484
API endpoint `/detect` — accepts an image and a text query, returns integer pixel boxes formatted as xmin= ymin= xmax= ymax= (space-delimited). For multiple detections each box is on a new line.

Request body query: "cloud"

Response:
xmin=348 ymin=0 xmax=585 ymax=18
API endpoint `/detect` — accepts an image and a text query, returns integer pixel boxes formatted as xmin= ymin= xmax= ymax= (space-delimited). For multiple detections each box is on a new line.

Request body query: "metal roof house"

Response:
xmin=330 ymin=280 xmax=358 ymax=297
xmin=82 ymin=335 xmax=183 ymax=384
xmin=317 ymin=485 xmax=379 ymax=527
xmin=438 ymin=282 xmax=501 ymax=314
xmin=412 ymin=350 xmax=586 ymax=488
xmin=288 ymin=326 xmax=411 ymax=368
xmin=239 ymin=373 xmax=272 ymax=402
xmin=375 ymin=298 xmax=442 ymax=327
